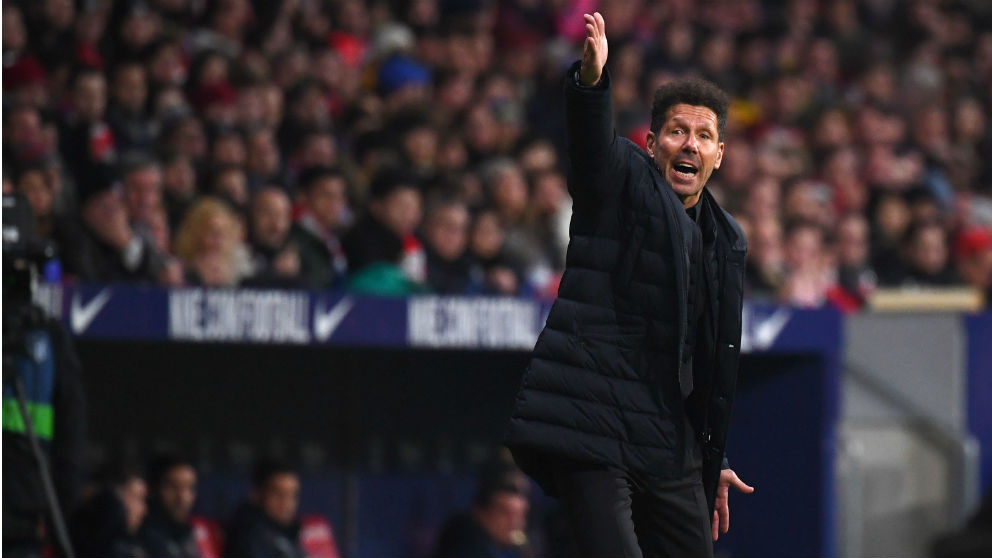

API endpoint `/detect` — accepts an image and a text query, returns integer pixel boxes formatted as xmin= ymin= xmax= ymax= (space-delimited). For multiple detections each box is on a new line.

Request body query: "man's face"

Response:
xmin=123 ymin=166 xmax=163 ymax=224
xmin=258 ymin=473 xmax=300 ymax=526
xmin=307 ymin=176 xmax=348 ymax=231
xmin=476 ymin=493 xmax=528 ymax=548
xmin=426 ymin=205 xmax=469 ymax=261
xmin=119 ymin=477 xmax=148 ymax=534
xmin=252 ymin=190 xmax=291 ymax=248
xmin=646 ymin=103 xmax=724 ymax=208
xmin=115 ymin=65 xmax=147 ymax=112
xmin=374 ymin=188 xmax=422 ymax=238
xmin=74 ymin=74 xmax=107 ymax=122
xmin=159 ymin=465 xmax=197 ymax=523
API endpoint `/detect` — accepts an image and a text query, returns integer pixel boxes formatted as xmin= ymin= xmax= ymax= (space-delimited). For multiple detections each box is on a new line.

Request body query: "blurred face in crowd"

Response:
xmin=909 ymin=224 xmax=948 ymax=276
xmin=17 ymin=169 xmax=54 ymax=219
xmin=212 ymin=134 xmax=246 ymax=167
xmin=214 ymin=168 xmax=248 ymax=208
xmin=373 ymin=187 xmax=422 ymax=238
xmin=159 ymin=464 xmax=197 ymax=523
xmin=785 ymin=224 xmax=824 ymax=272
xmin=118 ymin=477 xmax=148 ymax=534
xmin=402 ymin=126 xmax=437 ymax=169
xmin=490 ymin=166 xmax=528 ymax=220
xmin=74 ymin=72 xmax=107 ymax=122
xmin=750 ymin=217 xmax=784 ymax=268
xmin=299 ymin=133 xmax=336 ymax=168
xmin=150 ymin=42 xmax=187 ymax=86
xmin=306 ymin=175 xmax=348 ymax=231
xmin=148 ymin=206 xmax=171 ymax=254
xmin=3 ymin=5 xmax=26 ymax=52
xmin=533 ymin=171 xmax=567 ymax=215
xmin=44 ymin=0 xmax=75 ymax=30
xmin=114 ymin=64 xmax=148 ymax=113
xmin=471 ymin=211 xmax=505 ymax=259
xmin=252 ymin=188 xmax=291 ymax=249
xmin=875 ymin=195 xmax=911 ymax=241
xmin=426 ymin=204 xmax=469 ymax=261
xmin=475 ymin=492 xmax=528 ymax=548
xmin=646 ymin=104 xmax=724 ymax=209
xmin=163 ymin=155 xmax=196 ymax=200
xmin=258 ymin=472 xmax=299 ymax=526
xmin=124 ymin=165 xmax=163 ymax=225
xmin=247 ymin=130 xmax=281 ymax=177
xmin=837 ymin=214 xmax=869 ymax=268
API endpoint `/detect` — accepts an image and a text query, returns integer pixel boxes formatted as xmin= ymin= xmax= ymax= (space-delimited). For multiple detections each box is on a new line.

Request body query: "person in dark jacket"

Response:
xmin=504 ymin=13 xmax=752 ymax=557
xmin=244 ymin=186 xmax=304 ymax=288
xmin=289 ymin=166 xmax=349 ymax=290
xmin=422 ymin=196 xmax=478 ymax=294
xmin=70 ymin=462 xmax=148 ymax=558
xmin=56 ymin=162 xmax=165 ymax=283
xmin=435 ymin=463 xmax=531 ymax=558
xmin=138 ymin=452 xmax=200 ymax=558
xmin=224 ymin=459 xmax=305 ymax=558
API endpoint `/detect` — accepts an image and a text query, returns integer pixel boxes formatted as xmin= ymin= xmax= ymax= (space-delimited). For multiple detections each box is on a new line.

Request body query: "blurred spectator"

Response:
xmin=469 ymin=209 xmax=525 ymax=296
xmin=0 ymin=0 xmax=988 ymax=307
xmin=225 ymin=459 xmax=305 ymax=558
xmin=245 ymin=186 xmax=302 ymax=288
xmin=121 ymin=152 xmax=164 ymax=228
xmin=422 ymin=196 xmax=476 ymax=294
xmin=745 ymin=216 xmax=785 ymax=297
xmin=139 ymin=452 xmax=200 ymax=558
xmin=954 ymin=227 xmax=992 ymax=303
xmin=290 ymin=166 xmax=350 ymax=289
xmin=107 ymin=62 xmax=154 ymax=152
xmin=779 ymin=220 xmax=835 ymax=308
xmin=60 ymin=163 xmax=165 ymax=283
xmin=830 ymin=212 xmax=877 ymax=311
xmin=173 ymin=197 xmax=249 ymax=287
xmin=897 ymin=220 xmax=958 ymax=287
xmin=343 ymin=167 xmax=424 ymax=294
xmin=435 ymin=462 xmax=532 ymax=558
xmin=70 ymin=462 xmax=148 ymax=558
xmin=59 ymin=67 xmax=116 ymax=179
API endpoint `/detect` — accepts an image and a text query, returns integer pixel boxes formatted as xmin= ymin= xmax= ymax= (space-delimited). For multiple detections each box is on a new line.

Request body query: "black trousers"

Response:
xmin=551 ymin=422 xmax=712 ymax=557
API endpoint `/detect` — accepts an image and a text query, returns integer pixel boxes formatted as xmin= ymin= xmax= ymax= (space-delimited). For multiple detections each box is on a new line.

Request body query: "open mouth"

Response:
xmin=672 ymin=162 xmax=699 ymax=179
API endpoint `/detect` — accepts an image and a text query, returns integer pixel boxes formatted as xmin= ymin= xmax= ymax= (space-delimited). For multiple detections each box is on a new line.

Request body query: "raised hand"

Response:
xmin=579 ymin=12 xmax=608 ymax=86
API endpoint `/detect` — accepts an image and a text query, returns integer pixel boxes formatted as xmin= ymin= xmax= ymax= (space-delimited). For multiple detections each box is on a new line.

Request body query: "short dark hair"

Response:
xmin=146 ymin=450 xmax=195 ymax=491
xmin=298 ymin=165 xmax=346 ymax=193
xmin=252 ymin=457 xmax=296 ymax=490
xmin=650 ymin=78 xmax=730 ymax=139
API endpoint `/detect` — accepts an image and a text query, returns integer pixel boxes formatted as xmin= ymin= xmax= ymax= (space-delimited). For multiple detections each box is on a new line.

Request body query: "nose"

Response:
xmin=682 ymin=134 xmax=699 ymax=154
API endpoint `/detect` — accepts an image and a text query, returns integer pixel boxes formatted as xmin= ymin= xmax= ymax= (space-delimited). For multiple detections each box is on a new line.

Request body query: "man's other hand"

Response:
xmin=579 ymin=12 xmax=608 ymax=86
xmin=711 ymin=468 xmax=754 ymax=541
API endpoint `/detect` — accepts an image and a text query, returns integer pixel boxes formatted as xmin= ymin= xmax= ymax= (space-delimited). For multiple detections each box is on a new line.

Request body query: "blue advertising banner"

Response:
xmin=36 ymin=283 xmax=840 ymax=354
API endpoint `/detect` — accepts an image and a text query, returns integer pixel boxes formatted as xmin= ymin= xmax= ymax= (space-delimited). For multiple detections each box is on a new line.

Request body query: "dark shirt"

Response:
xmin=138 ymin=506 xmax=200 ymax=558
xmin=224 ymin=502 xmax=304 ymax=558
xmin=435 ymin=512 xmax=523 ymax=558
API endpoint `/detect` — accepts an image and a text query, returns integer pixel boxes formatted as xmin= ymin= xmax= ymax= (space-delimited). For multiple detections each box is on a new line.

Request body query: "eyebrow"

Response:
xmin=668 ymin=116 xmax=718 ymax=133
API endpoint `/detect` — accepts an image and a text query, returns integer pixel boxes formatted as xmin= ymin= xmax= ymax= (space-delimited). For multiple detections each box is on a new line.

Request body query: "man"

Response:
xmin=57 ymin=162 xmax=165 ymax=283
xmin=342 ymin=167 xmax=425 ymax=294
xmin=245 ymin=186 xmax=303 ymax=288
xmin=435 ymin=463 xmax=531 ymax=558
xmin=504 ymin=13 xmax=752 ymax=557
xmin=225 ymin=459 xmax=305 ymax=558
xmin=290 ymin=166 xmax=350 ymax=289
xmin=422 ymin=196 xmax=476 ymax=294
xmin=139 ymin=452 xmax=200 ymax=557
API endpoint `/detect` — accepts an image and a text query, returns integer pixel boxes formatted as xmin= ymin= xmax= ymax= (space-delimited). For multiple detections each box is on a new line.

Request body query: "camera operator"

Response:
xmin=3 ymin=194 xmax=87 ymax=557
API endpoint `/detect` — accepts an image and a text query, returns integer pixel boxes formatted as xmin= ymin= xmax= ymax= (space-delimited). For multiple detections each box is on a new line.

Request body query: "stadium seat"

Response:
xmin=300 ymin=514 xmax=340 ymax=558
xmin=189 ymin=515 xmax=224 ymax=558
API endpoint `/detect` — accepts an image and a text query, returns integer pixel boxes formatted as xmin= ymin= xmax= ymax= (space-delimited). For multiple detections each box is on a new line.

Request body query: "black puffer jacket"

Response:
xmin=504 ymin=63 xmax=746 ymax=513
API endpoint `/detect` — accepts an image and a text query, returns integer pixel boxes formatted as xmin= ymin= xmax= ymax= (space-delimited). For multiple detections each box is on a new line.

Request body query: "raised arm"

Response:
xmin=564 ymin=12 xmax=625 ymax=201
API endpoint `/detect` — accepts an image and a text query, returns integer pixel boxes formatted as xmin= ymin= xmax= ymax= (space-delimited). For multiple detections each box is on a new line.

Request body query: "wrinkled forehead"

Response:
xmin=665 ymin=103 xmax=719 ymax=129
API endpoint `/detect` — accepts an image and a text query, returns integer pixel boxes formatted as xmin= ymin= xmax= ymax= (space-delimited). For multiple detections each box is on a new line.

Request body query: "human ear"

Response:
xmin=713 ymin=141 xmax=725 ymax=170
xmin=645 ymin=131 xmax=657 ymax=157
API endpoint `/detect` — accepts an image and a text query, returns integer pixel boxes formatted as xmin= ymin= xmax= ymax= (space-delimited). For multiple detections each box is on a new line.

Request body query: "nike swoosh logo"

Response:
xmin=313 ymin=296 xmax=354 ymax=342
xmin=751 ymin=307 xmax=791 ymax=350
xmin=71 ymin=288 xmax=112 ymax=334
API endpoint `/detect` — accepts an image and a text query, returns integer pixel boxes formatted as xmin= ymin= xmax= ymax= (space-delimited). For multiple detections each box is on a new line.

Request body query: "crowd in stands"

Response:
xmin=4 ymin=0 xmax=992 ymax=308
